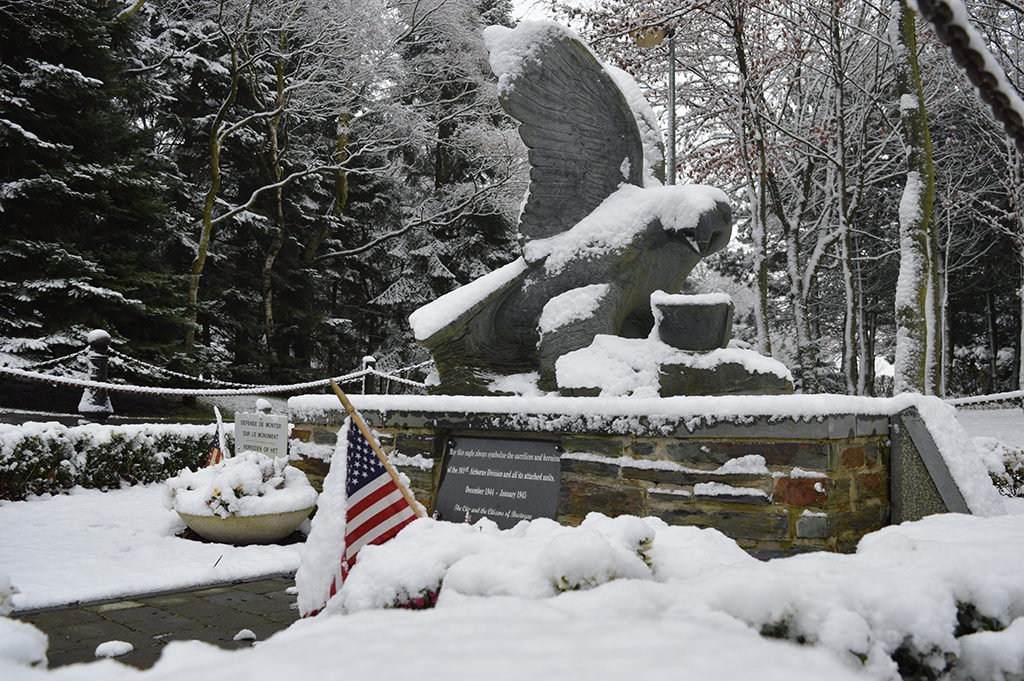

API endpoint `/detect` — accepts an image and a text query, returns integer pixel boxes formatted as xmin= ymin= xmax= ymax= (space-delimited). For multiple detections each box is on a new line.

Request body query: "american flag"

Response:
xmin=205 ymin=437 xmax=223 ymax=467
xmin=337 ymin=421 xmax=419 ymax=581
xmin=296 ymin=416 xmax=420 ymax=616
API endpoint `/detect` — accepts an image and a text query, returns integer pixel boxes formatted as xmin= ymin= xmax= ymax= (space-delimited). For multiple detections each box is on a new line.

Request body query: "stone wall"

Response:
xmin=557 ymin=432 xmax=890 ymax=557
xmin=291 ymin=400 xmax=896 ymax=558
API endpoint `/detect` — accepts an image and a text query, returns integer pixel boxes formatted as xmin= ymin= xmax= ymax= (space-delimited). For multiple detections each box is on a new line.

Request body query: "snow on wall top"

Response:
xmin=522 ymin=184 xmax=730 ymax=274
xmin=289 ymin=392 xmax=1010 ymax=516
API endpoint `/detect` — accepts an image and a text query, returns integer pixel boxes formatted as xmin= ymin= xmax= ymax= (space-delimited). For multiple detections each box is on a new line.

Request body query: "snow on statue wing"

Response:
xmin=501 ymin=31 xmax=645 ymax=243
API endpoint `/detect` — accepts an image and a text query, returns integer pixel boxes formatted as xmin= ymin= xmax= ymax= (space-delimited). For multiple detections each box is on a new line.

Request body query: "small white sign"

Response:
xmin=234 ymin=412 xmax=289 ymax=458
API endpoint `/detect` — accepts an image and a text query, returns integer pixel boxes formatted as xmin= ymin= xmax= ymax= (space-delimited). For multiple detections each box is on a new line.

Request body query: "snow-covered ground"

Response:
xmin=2 ymin=403 xmax=1023 ymax=680
xmin=2 ymin=489 xmax=1024 ymax=681
xmin=0 ymin=485 xmax=303 ymax=611
xmin=955 ymin=406 xmax=1024 ymax=450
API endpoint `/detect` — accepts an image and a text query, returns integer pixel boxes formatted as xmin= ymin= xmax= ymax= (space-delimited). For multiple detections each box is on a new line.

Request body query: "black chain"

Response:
xmin=916 ymin=0 xmax=1024 ymax=153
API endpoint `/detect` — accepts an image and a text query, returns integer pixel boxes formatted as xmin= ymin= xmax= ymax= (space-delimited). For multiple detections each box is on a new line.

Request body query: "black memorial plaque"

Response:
xmin=434 ymin=436 xmax=561 ymax=530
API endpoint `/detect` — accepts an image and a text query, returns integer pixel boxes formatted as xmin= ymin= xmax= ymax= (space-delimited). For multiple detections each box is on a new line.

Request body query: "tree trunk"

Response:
xmin=258 ymin=47 xmax=289 ymax=375
xmin=1019 ymin=250 xmax=1024 ymax=390
xmin=184 ymin=30 xmax=244 ymax=351
xmin=831 ymin=3 xmax=859 ymax=394
xmin=926 ymin=215 xmax=943 ymax=395
xmin=892 ymin=1 xmax=935 ymax=395
xmin=186 ymin=117 xmax=225 ymax=351
xmin=865 ymin=310 xmax=878 ymax=395
xmin=295 ymin=122 xmax=352 ymax=368
xmin=731 ymin=9 xmax=772 ymax=358
xmin=749 ymin=185 xmax=773 ymax=358
xmin=859 ymin=287 xmax=874 ymax=396
xmin=985 ymin=275 xmax=998 ymax=393
xmin=261 ymin=183 xmax=286 ymax=374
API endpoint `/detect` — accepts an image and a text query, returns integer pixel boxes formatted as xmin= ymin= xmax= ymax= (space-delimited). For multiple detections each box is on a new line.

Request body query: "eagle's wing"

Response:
xmin=490 ymin=23 xmax=645 ymax=243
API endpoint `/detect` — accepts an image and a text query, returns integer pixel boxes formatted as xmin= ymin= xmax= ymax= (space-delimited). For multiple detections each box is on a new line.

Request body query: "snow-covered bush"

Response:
xmin=975 ymin=436 xmax=1024 ymax=498
xmin=165 ymin=451 xmax=316 ymax=519
xmin=311 ymin=512 xmax=1024 ymax=681
xmin=0 ymin=422 xmax=218 ymax=500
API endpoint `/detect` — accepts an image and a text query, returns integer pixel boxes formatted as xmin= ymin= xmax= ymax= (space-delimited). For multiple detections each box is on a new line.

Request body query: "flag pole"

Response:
xmin=330 ymin=380 xmax=425 ymax=518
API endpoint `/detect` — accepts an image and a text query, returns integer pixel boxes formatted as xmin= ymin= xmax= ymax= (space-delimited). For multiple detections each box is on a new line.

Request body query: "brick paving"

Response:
xmin=13 ymin=573 xmax=299 ymax=670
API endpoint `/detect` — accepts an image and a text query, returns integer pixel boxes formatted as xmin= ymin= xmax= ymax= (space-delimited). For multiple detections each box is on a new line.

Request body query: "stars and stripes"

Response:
xmin=338 ymin=422 xmax=418 ymax=580
xmin=295 ymin=391 xmax=423 ymax=618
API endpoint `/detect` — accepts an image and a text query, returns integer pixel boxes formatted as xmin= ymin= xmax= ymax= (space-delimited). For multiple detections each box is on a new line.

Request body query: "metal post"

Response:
xmin=361 ymin=355 xmax=376 ymax=394
xmin=632 ymin=23 xmax=677 ymax=185
xmin=78 ymin=329 xmax=113 ymax=423
xmin=667 ymin=27 xmax=676 ymax=186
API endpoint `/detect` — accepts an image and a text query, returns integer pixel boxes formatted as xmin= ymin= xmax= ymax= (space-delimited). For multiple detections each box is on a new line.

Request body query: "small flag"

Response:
xmin=295 ymin=415 xmax=420 ymax=617
xmin=205 ymin=406 xmax=229 ymax=466
xmin=205 ymin=440 xmax=223 ymax=467
xmin=338 ymin=419 xmax=419 ymax=578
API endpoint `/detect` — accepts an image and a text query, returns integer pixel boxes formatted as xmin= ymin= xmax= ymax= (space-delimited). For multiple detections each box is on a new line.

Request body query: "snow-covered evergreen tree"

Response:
xmin=0 ymin=0 xmax=186 ymax=369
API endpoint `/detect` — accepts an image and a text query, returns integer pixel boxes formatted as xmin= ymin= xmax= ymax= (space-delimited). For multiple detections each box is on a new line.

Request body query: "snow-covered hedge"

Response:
xmin=0 ymin=422 xmax=221 ymax=500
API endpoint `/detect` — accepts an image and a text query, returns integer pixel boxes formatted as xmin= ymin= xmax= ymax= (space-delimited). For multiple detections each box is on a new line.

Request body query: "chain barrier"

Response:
xmin=368 ymin=369 xmax=427 ymax=389
xmin=108 ymin=348 xmax=265 ymax=388
xmin=18 ymin=349 xmax=87 ymax=372
xmin=3 ymin=333 xmax=431 ymax=398
xmin=0 ymin=365 xmax=375 ymax=397
xmin=917 ymin=0 xmax=1024 ymax=154
xmin=398 ymin=359 xmax=434 ymax=374
xmin=1 ymin=362 xmax=427 ymax=395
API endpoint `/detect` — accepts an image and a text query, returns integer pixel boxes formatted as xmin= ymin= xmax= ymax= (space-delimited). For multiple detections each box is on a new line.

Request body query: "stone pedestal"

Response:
xmin=653 ymin=292 xmax=733 ymax=351
xmin=78 ymin=329 xmax=113 ymax=424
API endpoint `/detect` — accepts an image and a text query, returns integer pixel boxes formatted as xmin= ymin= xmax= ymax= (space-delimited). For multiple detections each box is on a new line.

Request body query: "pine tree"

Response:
xmin=364 ymin=0 xmax=522 ymax=373
xmin=0 ymin=0 xmax=186 ymax=368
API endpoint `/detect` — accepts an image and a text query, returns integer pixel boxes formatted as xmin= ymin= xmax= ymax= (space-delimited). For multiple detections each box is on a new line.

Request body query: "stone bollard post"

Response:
xmin=361 ymin=355 xmax=376 ymax=394
xmin=78 ymin=329 xmax=114 ymax=424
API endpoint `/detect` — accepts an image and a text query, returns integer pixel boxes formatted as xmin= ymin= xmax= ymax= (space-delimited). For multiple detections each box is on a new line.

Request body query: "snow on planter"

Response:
xmin=165 ymin=451 xmax=317 ymax=519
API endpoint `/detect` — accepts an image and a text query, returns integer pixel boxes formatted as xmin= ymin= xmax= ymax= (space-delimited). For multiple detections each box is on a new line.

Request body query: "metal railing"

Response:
xmin=947 ymin=390 xmax=1024 ymax=410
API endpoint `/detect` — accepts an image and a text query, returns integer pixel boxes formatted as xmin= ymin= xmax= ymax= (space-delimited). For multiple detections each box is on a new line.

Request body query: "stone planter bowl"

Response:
xmin=653 ymin=293 xmax=734 ymax=352
xmin=177 ymin=506 xmax=314 ymax=545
